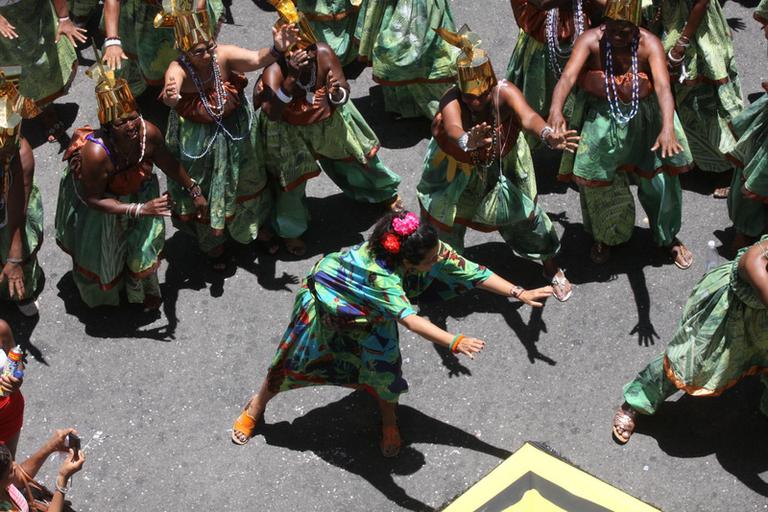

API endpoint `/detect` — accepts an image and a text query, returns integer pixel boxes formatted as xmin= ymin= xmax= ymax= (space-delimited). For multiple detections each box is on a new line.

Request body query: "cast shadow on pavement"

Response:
xmin=352 ymin=90 xmax=433 ymax=150
xmin=256 ymin=390 xmax=512 ymax=512
xmin=0 ymin=304 xmax=44 ymax=364
xmin=21 ymin=103 xmax=79 ymax=153
xmin=635 ymin=377 xmax=768 ymax=497
xmin=55 ymin=272 xmax=174 ymax=341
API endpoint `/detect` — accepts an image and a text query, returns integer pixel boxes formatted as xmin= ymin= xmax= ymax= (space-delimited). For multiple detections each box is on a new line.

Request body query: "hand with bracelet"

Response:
xmin=55 ymin=13 xmax=87 ymax=46
xmin=54 ymin=448 xmax=86 ymax=500
xmin=508 ymin=284 xmax=554 ymax=307
xmin=668 ymin=34 xmax=690 ymax=66
xmin=185 ymin=180 xmax=209 ymax=220
xmin=540 ymin=125 xmax=580 ymax=153
xmin=460 ymin=122 xmax=493 ymax=152
xmin=272 ymin=24 xmax=300 ymax=55
xmin=447 ymin=333 xmax=486 ymax=359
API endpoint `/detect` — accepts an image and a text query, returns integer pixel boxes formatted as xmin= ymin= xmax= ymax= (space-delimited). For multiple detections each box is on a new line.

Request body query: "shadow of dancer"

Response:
xmin=636 ymin=378 xmax=768 ymax=497
xmin=256 ymin=390 xmax=512 ymax=512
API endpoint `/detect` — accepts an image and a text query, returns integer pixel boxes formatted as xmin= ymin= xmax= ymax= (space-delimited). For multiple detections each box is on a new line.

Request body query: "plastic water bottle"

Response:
xmin=704 ymin=240 xmax=719 ymax=273
xmin=0 ymin=346 xmax=24 ymax=397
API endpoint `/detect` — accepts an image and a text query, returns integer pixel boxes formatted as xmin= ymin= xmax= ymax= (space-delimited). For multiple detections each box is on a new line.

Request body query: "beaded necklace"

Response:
xmin=295 ymin=62 xmax=317 ymax=105
xmin=545 ymin=0 xmax=585 ymax=78
xmin=178 ymin=53 xmax=252 ymax=160
xmin=603 ymin=35 xmax=640 ymax=124
xmin=0 ymin=153 xmax=12 ymax=229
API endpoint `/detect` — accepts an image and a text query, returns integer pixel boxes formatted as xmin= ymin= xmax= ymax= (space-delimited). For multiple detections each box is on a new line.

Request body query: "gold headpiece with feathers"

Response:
xmin=269 ymin=0 xmax=317 ymax=50
xmin=154 ymin=0 xmax=213 ymax=52
xmin=87 ymin=50 xmax=137 ymax=124
xmin=435 ymin=25 xmax=496 ymax=96
xmin=604 ymin=0 xmax=642 ymax=27
xmin=0 ymin=67 xmax=25 ymax=151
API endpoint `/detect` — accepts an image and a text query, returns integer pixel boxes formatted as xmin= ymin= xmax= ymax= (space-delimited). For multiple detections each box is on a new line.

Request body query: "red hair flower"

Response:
xmin=381 ymin=233 xmax=401 ymax=254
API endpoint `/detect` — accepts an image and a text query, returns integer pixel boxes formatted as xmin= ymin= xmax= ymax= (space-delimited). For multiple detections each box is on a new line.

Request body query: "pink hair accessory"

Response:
xmin=391 ymin=212 xmax=420 ymax=237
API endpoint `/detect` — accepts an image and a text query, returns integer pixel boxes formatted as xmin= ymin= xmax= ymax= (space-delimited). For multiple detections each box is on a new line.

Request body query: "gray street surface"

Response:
xmin=1 ymin=0 xmax=767 ymax=510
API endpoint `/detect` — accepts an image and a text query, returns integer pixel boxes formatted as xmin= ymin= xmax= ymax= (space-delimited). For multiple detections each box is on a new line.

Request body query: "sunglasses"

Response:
xmin=189 ymin=43 xmax=217 ymax=57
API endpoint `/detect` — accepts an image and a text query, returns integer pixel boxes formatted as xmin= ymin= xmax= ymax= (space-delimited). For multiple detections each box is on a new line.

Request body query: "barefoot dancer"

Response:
xmin=417 ymin=26 xmax=578 ymax=302
xmin=232 ymin=211 xmax=552 ymax=455
xmin=256 ymin=1 xmax=401 ymax=256
xmin=159 ymin=4 xmax=297 ymax=269
xmin=613 ymin=236 xmax=768 ymax=443
xmin=55 ymin=65 xmax=207 ymax=309
xmin=550 ymin=0 xmax=694 ymax=268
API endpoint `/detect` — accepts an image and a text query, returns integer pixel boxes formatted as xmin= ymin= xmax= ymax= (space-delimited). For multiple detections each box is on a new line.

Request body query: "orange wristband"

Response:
xmin=449 ymin=334 xmax=465 ymax=353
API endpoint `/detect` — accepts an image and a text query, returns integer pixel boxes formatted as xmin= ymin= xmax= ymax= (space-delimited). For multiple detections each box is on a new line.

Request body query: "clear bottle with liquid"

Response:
xmin=704 ymin=240 xmax=719 ymax=273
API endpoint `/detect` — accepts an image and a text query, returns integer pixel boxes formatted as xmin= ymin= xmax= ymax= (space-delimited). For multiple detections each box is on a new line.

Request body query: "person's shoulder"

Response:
xmin=438 ymin=86 xmax=461 ymax=111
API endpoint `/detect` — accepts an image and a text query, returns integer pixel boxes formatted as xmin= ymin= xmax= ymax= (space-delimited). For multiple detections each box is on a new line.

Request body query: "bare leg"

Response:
xmin=375 ymin=396 xmax=401 ymax=457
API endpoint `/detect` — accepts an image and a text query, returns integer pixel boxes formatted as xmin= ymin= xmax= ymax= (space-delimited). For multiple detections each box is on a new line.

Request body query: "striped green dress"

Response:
xmin=354 ymin=0 xmax=458 ymax=119
xmin=623 ymin=235 xmax=768 ymax=416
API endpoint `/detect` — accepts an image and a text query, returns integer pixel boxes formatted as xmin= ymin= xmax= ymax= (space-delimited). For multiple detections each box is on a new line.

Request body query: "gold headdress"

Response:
xmin=603 ymin=0 xmax=642 ymax=27
xmin=269 ymin=0 xmax=317 ymax=50
xmin=435 ymin=25 xmax=496 ymax=96
xmin=0 ymin=67 xmax=24 ymax=151
xmin=154 ymin=0 xmax=212 ymax=52
xmin=87 ymin=52 xmax=138 ymax=124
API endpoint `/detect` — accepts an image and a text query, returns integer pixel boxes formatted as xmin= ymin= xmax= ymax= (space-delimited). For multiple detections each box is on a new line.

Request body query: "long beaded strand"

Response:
xmin=604 ymin=36 xmax=640 ymax=123
xmin=546 ymin=0 xmax=585 ymax=78
xmin=178 ymin=54 xmax=253 ymax=160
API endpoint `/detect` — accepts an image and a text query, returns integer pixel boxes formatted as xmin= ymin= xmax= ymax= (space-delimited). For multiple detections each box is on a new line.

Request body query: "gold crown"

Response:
xmin=604 ymin=0 xmax=642 ymax=26
xmin=86 ymin=56 xmax=138 ymax=124
xmin=269 ymin=0 xmax=317 ymax=50
xmin=435 ymin=25 xmax=496 ymax=96
xmin=154 ymin=0 xmax=213 ymax=52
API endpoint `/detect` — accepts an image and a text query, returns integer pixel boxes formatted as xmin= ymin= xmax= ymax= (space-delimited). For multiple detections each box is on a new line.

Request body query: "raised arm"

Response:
xmin=398 ymin=314 xmax=485 ymax=359
xmin=224 ymin=24 xmax=299 ymax=73
xmin=646 ymin=32 xmax=683 ymax=158
xmin=161 ymin=61 xmax=187 ymax=108
xmin=739 ymin=241 xmax=768 ymax=307
xmin=102 ymin=0 xmax=128 ymax=70
xmin=549 ymin=31 xmax=592 ymax=131
xmin=319 ymin=44 xmax=350 ymax=105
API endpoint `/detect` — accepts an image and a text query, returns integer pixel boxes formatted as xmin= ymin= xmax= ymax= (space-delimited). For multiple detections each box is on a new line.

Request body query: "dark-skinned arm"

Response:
xmin=549 ymin=31 xmax=592 ymax=131
xmin=78 ymin=143 xmax=133 ymax=216
xmin=739 ymin=242 xmax=768 ymax=307
xmin=646 ymin=31 xmax=684 ymax=156
xmin=318 ymin=44 xmax=350 ymax=103
xmin=669 ymin=0 xmax=710 ymax=60
xmin=260 ymin=62 xmax=293 ymax=122
xmin=3 ymin=155 xmax=24 ymax=265
xmin=102 ymin=0 xmax=128 ymax=69
xmin=439 ymin=90 xmax=468 ymax=144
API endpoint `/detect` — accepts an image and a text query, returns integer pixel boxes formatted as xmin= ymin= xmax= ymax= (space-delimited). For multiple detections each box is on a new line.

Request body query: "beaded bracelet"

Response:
xmin=509 ymin=285 xmax=524 ymax=299
xmin=449 ymin=334 xmax=464 ymax=353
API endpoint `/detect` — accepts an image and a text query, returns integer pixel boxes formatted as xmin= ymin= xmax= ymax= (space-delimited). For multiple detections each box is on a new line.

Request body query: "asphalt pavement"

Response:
xmin=1 ymin=0 xmax=767 ymax=510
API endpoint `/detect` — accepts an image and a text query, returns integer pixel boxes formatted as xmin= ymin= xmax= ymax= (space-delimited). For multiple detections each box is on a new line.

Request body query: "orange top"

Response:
xmin=63 ymin=126 xmax=153 ymax=197
xmin=510 ymin=0 xmax=592 ymax=44
xmin=176 ymin=72 xmax=248 ymax=124
xmin=579 ymin=69 xmax=654 ymax=102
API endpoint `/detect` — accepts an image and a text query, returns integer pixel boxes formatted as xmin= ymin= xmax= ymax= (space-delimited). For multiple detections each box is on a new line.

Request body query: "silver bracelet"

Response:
xmin=5 ymin=257 xmax=22 ymax=265
xmin=58 ymin=16 xmax=70 ymax=22
xmin=135 ymin=203 xmax=144 ymax=218
xmin=667 ymin=49 xmax=684 ymax=63
xmin=509 ymin=285 xmax=524 ymax=299
xmin=275 ymin=87 xmax=292 ymax=104
xmin=457 ymin=132 xmax=470 ymax=152
xmin=103 ymin=39 xmax=122 ymax=49
xmin=539 ymin=125 xmax=554 ymax=148
xmin=55 ymin=481 xmax=70 ymax=495
xmin=329 ymin=87 xmax=348 ymax=105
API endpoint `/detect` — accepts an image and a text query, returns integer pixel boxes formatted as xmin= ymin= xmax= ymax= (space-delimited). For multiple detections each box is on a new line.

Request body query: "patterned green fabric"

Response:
xmin=757 ymin=0 xmax=768 ymax=22
xmin=560 ymin=91 xmax=693 ymax=183
xmin=296 ymin=0 xmax=360 ymax=65
xmin=355 ymin=0 xmax=458 ymax=119
xmin=417 ymin=133 xmax=560 ymax=260
xmin=55 ymin=168 xmax=165 ymax=308
xmin=0 ymin=184 xmax=43 ymax=302
xmin=165 ymin=101 xmax=271 ymax=253
xmin=579 ymin=170 xmax=682 ymax=247
xmin=728 ymin=94 xmax=768 ymax=237
xmin=259 ymin=103 xmax=401 ymax=237
xmin=624 ymin=236 xmax=768 ymax=415
xmin=267 ymin=241 xmax=492 ymax=402
xmin=657 ymin=0 xmax=743 ymax=172
xmin=69 ymin=0 xmax=100 ymax=19
xmin=0 ymin=0 xmax=77 ymax=106
xmin=110 ymin=0 xmax=224 ymax=95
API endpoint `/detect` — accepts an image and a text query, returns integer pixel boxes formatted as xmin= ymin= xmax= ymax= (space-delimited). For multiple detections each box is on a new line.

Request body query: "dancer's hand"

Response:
xmin=547 ymin=110 xmax=567 ymax=134
xmin=56 ymin=18 xmax=87 ymax=45
xmin=142 ymin=195 xmax=172 ymax=217
xmin=163 ymin=76 xmax=181 ymax=107
xmin=0 ymin=261 xmax=25 ymax=300
xmin=517 ymin=286 xmax=553 ymax=307
xmin=103 ymin=45 xmax=128 ymax=71
xmin=286 ymin=49 xmax=310 ymax=76
xmin=272 ymin=24 xmax=299 ymax=53
xmin=0 ymin=15 xmax=17 ymax=39
xmin=467 ymin=122 xmax=493 ymax=150
xmin=668 ymin=42 xmax=686 ymax=66
xmin=546 ymin=129 xmax=580 ymax=153
xmin=193 ymin=195 xmax=208 ymax=220
xmin=326 ymin=69 xmax=343 ymax=101
xmin=455 ymin=336 xmax=485 ymax=359
xmin=651 ymin=127 xmax=683 ymax=158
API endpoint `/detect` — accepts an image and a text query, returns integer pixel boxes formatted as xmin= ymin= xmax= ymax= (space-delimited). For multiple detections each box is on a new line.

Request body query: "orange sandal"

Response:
xmin=380 ymin=425 xmax=402 ymax=458
xmin=231 ymin=409 xmax=258 ymax=446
